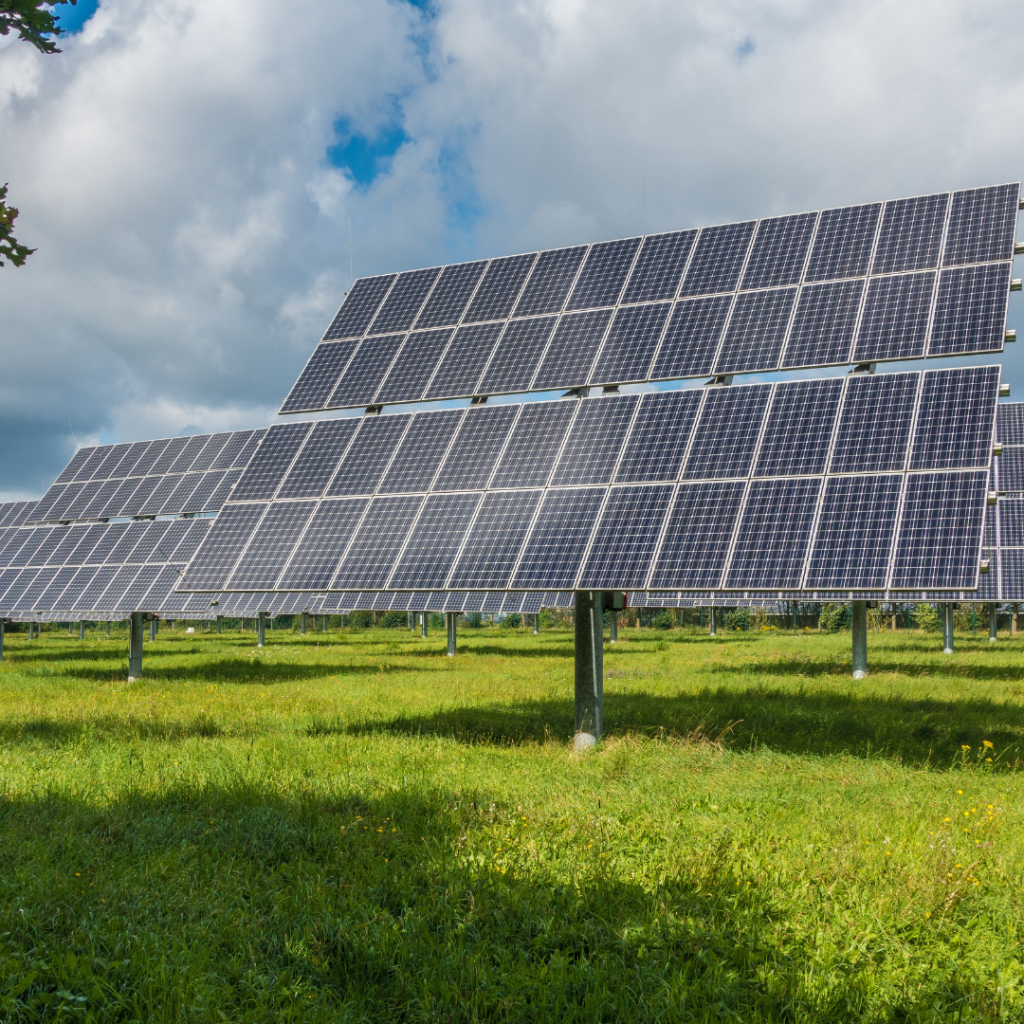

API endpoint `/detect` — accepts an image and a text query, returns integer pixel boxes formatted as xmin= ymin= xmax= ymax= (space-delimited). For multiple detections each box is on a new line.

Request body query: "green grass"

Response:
xmin=0 ymin=621 xmax=1022 ymax=1022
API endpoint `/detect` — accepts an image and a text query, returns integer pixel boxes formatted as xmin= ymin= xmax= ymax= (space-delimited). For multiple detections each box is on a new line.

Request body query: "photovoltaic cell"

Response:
xmin=414 ymin=261 xmax=487 ymax=329
xmin=566 ymin=237 xmax=641 ymax=310
xmin=477 ymin=317 xmax=557 ymax=395
xmin=462 ymin=254 xmax=536 ymax=323
xmin=510 ymin=487 xmax=605 ymax=589
xmin=167 ymin=436 xmax=207 ymax=475
xmin=872 ymin=193 xmax=949 ymax=274
xmin=281 ymin=339 xmax=361 ymax=413
xmin=620 ymin=230 xmax=696 ymax=303
xmin=447 ymin=490 xmax=543 ymax=589
xmin=683 ymin=385 xmax=771 ymax=479
xmin=433 ymin=405 xmax=519 ymax=492
xmin=227 ymin=501 xmax=317 ymax=590
xmin=182 ymin=470 xmax=225 ymax=513
xmin=649 ymin=296 xmax=731 ymax=380
xmin=323 ymin=274 xmax=396 ymax=340
xmin=999 ymin=496 xmax=1024 ymax=546
xmin=388 ymin=493 xmax=482 ymax=589
xmin=998 ymin=403 xmax=1024 ymax=445
xmin=741 ymin=213 xmax=816 ymax=289
xmin=231 ymin=422 xmax=313 ymax=501
xmin=277 ymin=498 xmax=368 ymax=590
xmin=530 ymin=309 xmax=613 ymax=391
xmin=550 ymin=395 xmax=638 ymax=486
xmin=829 ymin=373 xmax=918 ymax=473
xmin=724 ymin=477 xmax=821 ymax=588
xmin=205 ymin=471 xmax=240 ymax=512
xmin=325 ymin=415 xmax=411 ymax=497
xmin=211 ymin=430 xmax=260 ymax=471
xmin=513 ymin=246 xmax=587 ymax=317
xmin=179 ymin=503 xmax=267 ymax=592
xmin=331 ymin=495 xmax=423 ymax=589
xmin=678 ymin=221 xmax=755 ymax=297
xmin=928 ymin=263 xmax=1010 ymax=356
xmin=151 ymin=438 xmax=190 ymax=476
xmin=615 ymin=390 xmax=701 ymax=483
xmin=909 ymin=366 xmax=999 ymax=470
xmin=92 ymin=443 xmax=133 ymax=480
xmin=54 ymin=448 xmax=91 ymax=485
xmin=113 ymin=440 xmax=157 ymax=479
xmin=422 ymin=322 xmax=503 ymax=400
xmin=781 ymin=279 xmax=864 ymax=368
xmin=805 ymin=474 xmax=902 ymax=588
xmin=577 ymin=485 xmax=673 ymax=588
xmin=72 ymin=448 xmax=107 ymax=482
xmin=852 ymin=272 xmax=935 ymax=362
xmin=328 ymin=333 xmax=407 ymax=408
xmin=188 ymin=433 xmax=232 ymax=472
xmin=943 ymin=184 xmax=1019 ymax=266
xmin=999 ymin=448 xmax=1024 ymax=492
xmin=648 ymin=481 xmax=745 ymax=588
xmin=488 ymin=401 xmax=577 ymax=489
xmin=713 ymin=287 xmax=797 ymax=374
xmin=753 ymin=379 xmax=843 ymax=477
xmin=378 ymin=409 xmax=464 ymax=493
xmin=368 ymin=268 xmax=440 ymax=335
xmin=804 ymin=203 xmax=881 ymax=282
xmin=277 ymin=419 xmax=360 ymax=499
xmin=890 ymin=471 xmax=987 ymax=589
xmin=588 ymin=302 xmax=671 ymax=386
xmin=374 ymin=328 xmax=453 ymax=404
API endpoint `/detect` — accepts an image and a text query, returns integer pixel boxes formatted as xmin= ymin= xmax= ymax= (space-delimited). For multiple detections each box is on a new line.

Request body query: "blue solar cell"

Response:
xmin=724 ymin=477 xmax=821 ymax=589
xmin=378 ymin=409 xmax=464 ymax=493
xmin=829 ymin=373 xmax=918 ymax=473
xmin=909 ymin=366 xmax=1000 ymax=471
xmin=227 ymin=501 xmax=317 ymax=590
xmin=188 ymin=433 xmax=232 ymax=472
xmin=619 ymin=230 xmax=697 ymax=303
xmin=804 ymin=203 xmax=881 ymax=282
xmin=323 ymin=274 xmax=396 ymax=340
xmin=462 ymin=254 xmax=537 ymax=323
xmin=615 ymin=390 xmax=702 ymax=483
xmin=281 ymin=339 xmax=361 ymax=413
xmin=741 ymin=213 xmax=817 ymax=289
xmin=446 ymin=489 xmax=543 ymax=590
xmin=999 ymin=496 xmax=1024 ymax=546
xmin=328 ymin=333 xmax=407 ymax=408
xmin=551 ymin=395 xmax=638 ymax=486
xmin=477 ymin=316 xmax=557 ymax=396
xmin=231 ymin=422 xmax=314 ymax=502
xmin=566 ymin=237 xmax=642 ymax=310
xmin=178 ymin=503 xmax=267 ymax=592
xmin=488 ymin=400 xmax=577 ymax=489
xmin=871 ymin=192 xmax=949 ymax=274
xmin=414 ymin=261 xmax=487 ymax=329
xmin=53 ymin=448 xmax=91 ymax=485
xmin=531 ymin=309 xmax=613 ymax=391
xmin=70 ymin=447 xmax=107 ymax=482
xmin=648 ymin=295 xmax=731 ymax=380
xmin=513 ymin=246 xmax=588 ymax=317
xmin=805 ymin=474 xmax=902 ymax=588
xmin=754 ymin=379 xmax=843 ymax=477
xmin=998 ymin=448 xmax=1024 ymax=492
xmin=510 ymin=487 xmax=606 ymax=589
xmin=648 ymin=481 xmax=745 ymax=588
xmin=388 ymin=493 xmax=482 ymax=589
xmin=150 ymin=437 xmax=191 ymax=476
xmin=679 ymin=221 xmax=756 ymax=297
xmin=331 ymin=494 xmax=423 ymax=589
xmin=943 ymin=184 xmax=1019 ymax=266
xmin=433 ymin=405 xmax=519 ymax=491
xmin=588 ymin=302 xmax=671 ymax=386
xmin=324 ymin=415 xmax=411 ymax=497
xmin=577 ymin=484 xmax=673 ymax=589
xmin=277 ymin=419 xmax=360 ymax=500
xmin=998 ymin=403 xmax=1024 ymax=445
xmin=781 ymin=279 xmax=864 ymax=368
xmin=367 ymin=268 xmax=440 ymax=335
xmin=166 ymin=436 xmax=208 ymax=475
xmin=713 ymin=287 xmax=797 ymax=375
xmin=374 ymin=328 xmax=454 ymax=405
xmin=683 ymin=385 xmax=772 ymax=479
xmin=422 ymin=322 xmax=504 ymax=401
xmin=852 ymin=272 xmax=935 ymax=362
xmin=928 ymin=264 xmax=1010 ymax=356
xmin=91 ymin=443 xmax=134 ymax=481
xmin=890 ymin=471 xmax=988 ymax=589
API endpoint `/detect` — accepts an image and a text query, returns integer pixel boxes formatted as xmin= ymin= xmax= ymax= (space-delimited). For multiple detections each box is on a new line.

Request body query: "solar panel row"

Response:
xmin=283 ymin=184 xmax=1019 ymax=413
xmin=181 ymin=365 xmax=1000 ymax=596
xmin=28 ymin=430 xmax=265 ymax=525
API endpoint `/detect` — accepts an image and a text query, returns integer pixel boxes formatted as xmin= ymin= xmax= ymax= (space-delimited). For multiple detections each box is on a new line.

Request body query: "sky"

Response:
xmin=1 ymin=0 xmax=1023 ymax=498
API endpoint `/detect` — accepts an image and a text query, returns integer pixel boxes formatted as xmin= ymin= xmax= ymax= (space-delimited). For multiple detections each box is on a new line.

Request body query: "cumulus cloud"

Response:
xmin=0 ymin=0 xmax=1022 ymax=498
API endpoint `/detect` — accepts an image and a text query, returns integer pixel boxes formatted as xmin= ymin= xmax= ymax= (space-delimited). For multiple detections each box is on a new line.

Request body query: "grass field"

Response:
xmin=0 ymin=620 xmax=1022 ymax=1022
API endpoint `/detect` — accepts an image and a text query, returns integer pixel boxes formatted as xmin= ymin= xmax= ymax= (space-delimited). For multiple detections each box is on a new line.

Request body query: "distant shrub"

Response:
xmin=724 ymin=608 xmax=751 ymax=631
xmin=500 ymin=614 xmax=522 ymax=629
xmin=819 ymin=604 xmax=848 ymax=632
xmin=913 ymin=604 xmax=941 ymax=632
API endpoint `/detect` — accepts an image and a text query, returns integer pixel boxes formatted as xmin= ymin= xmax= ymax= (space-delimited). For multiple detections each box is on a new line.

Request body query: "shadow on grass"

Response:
xmin=331 ymin=686 xmax=1024 ymax=767
xmin=0 ymin=783 xmax=993 ymax=1022
xmin=0 ymin=711 xmax=226 ymax=745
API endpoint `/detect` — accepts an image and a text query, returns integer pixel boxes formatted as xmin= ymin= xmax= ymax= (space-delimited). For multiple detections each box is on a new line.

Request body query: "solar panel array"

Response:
xmin=180 ymin=365 xmax=1000 ymax=597
xmin=27 ymin=430 xmax=266 ymax=525
xmin=282 ymin=184 xmax=1019 ymax=414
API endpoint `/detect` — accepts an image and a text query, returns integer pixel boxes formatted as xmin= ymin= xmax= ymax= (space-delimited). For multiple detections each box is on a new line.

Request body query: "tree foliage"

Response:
xmin=0 ymin=184 xmax=34 ymax=266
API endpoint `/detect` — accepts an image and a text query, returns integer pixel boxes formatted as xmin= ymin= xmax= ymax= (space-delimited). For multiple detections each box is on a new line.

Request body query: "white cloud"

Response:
xmin=1 ymin=0 xmax=1023 ymax=495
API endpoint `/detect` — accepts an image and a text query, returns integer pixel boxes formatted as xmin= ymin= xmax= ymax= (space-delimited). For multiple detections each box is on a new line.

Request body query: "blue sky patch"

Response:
xmin=328 ymin=117 xmax=409 ymax=188
xmin=55 ymin=0 xmax=100 ymax=35
xmin=736 ymin=37 xmax=755 ymax=60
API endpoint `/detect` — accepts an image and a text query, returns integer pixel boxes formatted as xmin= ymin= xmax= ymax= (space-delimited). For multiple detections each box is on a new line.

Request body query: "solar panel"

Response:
xmin=277 ymin=498 xmax=368 ymax=590
xmin=550 ymin=395 xmax=638 ymax=486
xmin=829 ymin=373 xmax=918 ymax=473
xmin=614 ymin=390 xmax=701 ymax=484
xmin=323 ymin=275 xmax=396 ymax=340
xmin=488 ymin=401 xmax=576 ymax=489
xmin=754 ymin=379 xmax=843 ymax=477
xmin=277 ymin=419 xmax=360 ymax=499
xmin=331 ymin=495 xmax=423 ymax=589
xmin=433 ymin=405 xmax=519 ymax=491
xmin=378 ymin=409 xmax=463 ymax=493
xmin=324 ymin=414 xmax=411 ymax=497
xmin=227 ymin=501 xmax=317 ymax=590
xmin=387 ymin=493 xmax=482 ymax=589
xmin=447 ymin=490 xmax=543 ymax=589
xmin=531 ymin=309 xmax=613 ymax=391
xmin=682 ymin=385 xmax=772 ymax=480
xmin=281 ymin=183 xmax=1018 ymax=414
xmin=909 ymin=366 xmax=1000 ymax=470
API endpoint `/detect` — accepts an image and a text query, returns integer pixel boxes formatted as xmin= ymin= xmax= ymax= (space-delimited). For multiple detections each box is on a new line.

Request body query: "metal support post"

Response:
xmin=709 ymin=607 xmax=717 ymax=636
xmin=128 ymin=612 xmax=144 ymax=680
xmin=29 ymin=622 xmax=35 ymax=640
xmin=421 ymin=612 xmax=428 ymax=638
xmin=149 ymin=617 xmax=157 ymax=641
xmin=0 ymin=619 xmax=4 ymax=661
xmin=989 ymin=603 xmax=998 ymax=642
xmin=943 ymin=603 xmax=954 ymax=654
xmin=106 ymin=621 xmax=110 ymax=638
xmin=68 ymin=622 xmax=72 ymax=636
xmin=573 ymin=591 xmax=604 ymax=747
xmin=79 ymin=621 xmax=85 ymax=640
xmin=533 ymin=613 xmax=539 ymax=635
xmin=216 ymin=616 xmax=222 ymax=635
xmin=323 ymin=616 xmax=327 ymax=632
xmin=446 ymin=613 xmax=457 ymax=656
xmin=609 ymin=612 xmax=617 ymax=643
xmin=257 ymin=611 xmax=267 ymax=647
xmin=408 ymin=611 xmax=414 ymax=631
xmin=301 ymin=612 xmax=307 ymax=635
xmin=1014 ymin=604 xmax=1019 ymax=636
xmin=851 ymin=600 xmax=868 ymax=679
